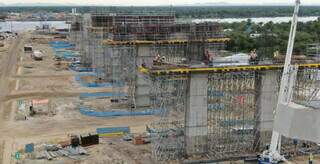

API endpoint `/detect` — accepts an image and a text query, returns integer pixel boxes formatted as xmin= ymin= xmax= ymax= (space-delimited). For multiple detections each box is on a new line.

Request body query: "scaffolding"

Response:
xmin=150 ymin=75 xmax=188 ymax=161
xmin=108 ymin=46 xmax=136 ymax=105
xmin=82 ymin=12 xmax=227 ymax=108
xmin=70 ymin=11 xmax=320 ymax=162
xmin=147 ymin=66 xmax=320 ymax=161
xmin=90 ymin=12 xmax=175 ymax=28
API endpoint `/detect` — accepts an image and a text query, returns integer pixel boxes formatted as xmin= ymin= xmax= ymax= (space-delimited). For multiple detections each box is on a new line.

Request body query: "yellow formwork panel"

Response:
xmin=139 ymin=63 xmax=320 ymax=75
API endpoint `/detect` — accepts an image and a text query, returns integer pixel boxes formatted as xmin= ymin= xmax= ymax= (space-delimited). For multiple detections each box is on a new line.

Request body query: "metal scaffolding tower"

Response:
xmin=146 ymin=65 xmax=320 ymax=161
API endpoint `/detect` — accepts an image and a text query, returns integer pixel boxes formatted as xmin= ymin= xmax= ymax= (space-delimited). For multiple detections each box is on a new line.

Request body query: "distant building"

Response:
xmin=307 ymin=43 xmax=320 ymax=60
xmin=223 ymin=28 xmax=233 ymax=32
xmin=250 ymin=32 xmax=278 ymax=38
xmin=249 ymin=33 xmax=262 ymax=38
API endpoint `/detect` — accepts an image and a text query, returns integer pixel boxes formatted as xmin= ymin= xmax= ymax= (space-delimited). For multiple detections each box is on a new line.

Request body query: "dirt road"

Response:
xmin=0 ymin=34 xmax=26 ymax=164
xmin=0 ymin=33 xmax=157 ymax=164
xmin=0 ymin=35 xmax=24 ymax=117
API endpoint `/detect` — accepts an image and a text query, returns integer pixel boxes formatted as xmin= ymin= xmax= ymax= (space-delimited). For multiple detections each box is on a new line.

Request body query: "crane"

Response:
xmin=259 ymin=0 xmax=301 ymax=163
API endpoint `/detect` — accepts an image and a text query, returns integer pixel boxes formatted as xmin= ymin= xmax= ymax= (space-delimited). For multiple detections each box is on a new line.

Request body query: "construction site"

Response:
xmin=0 ymin=1 xmax=320 ymax=163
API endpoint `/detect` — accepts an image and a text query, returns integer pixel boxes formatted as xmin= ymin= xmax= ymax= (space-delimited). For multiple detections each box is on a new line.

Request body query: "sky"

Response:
xmin=0 ymin=0 xmax=320 ymax=6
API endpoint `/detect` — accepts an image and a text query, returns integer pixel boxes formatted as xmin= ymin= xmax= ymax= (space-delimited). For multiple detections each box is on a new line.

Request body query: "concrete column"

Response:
xmin=185 ymin=73 xmax=208 ymax=155
xmin=136 ymin=45 xmax=154 ymax=67
xmin=135 ymin=73 xmax=151 ymax=108
xmin=253 ymin=70 xmax=279 ymax=150
xmin=135 ymin=45 xmax=154 ymax=108
xmin=259 ymin=70 xmax=279 ymax=132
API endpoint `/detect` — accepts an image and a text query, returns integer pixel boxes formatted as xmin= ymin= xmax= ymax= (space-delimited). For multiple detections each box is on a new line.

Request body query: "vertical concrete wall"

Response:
xmin=136 ymin=45 xmax=154 ymax=67
xmin=135 ymin=73 xmax=151 ymax=108
xmin=135 ymin=45 xmax=154 ymax=108
xmin=259 ymin=70 xmax=279 ymax=131
xmin=185 ymin=73 xmax=208 ymax=155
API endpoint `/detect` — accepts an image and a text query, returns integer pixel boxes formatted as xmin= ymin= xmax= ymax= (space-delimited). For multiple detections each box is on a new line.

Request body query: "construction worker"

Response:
xmin=249 ymin=49 xmax=258 ymax=65
xmin=153 ymin=53 xmax=161 ymax=64
xmin=205 ymin=50 xmax=214 ymax=61
xmin=205 ymin=49 xmax=214 ymax=66
xmin=309 ymin=153 xmax=313 ymax=164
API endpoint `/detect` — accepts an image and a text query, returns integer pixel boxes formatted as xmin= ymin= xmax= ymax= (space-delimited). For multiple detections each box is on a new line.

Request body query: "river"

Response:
xmin=0 ymin=16 xmax=319 ymax=32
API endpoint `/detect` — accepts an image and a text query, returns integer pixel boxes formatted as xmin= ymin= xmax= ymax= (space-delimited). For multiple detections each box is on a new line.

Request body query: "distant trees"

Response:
xmin=0 ymin=6 xmax=320 ymax=19
xmin=223 ymin=19 xmax=320 ymax=58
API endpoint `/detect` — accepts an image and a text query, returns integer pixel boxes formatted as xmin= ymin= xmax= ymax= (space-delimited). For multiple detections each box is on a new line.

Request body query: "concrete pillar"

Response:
xmin=136 ymin=45 xmax=154 ymax=67
xmin=135 ymin=45 xmax=154 ymax=108
xmin=185 ymin=73 xmax=208 ymax=155
xmin=135 ymin=73 xmax=151 ymax=108
xmin=253 ymin=70 xmax=279 ymax=150
xmin=259 ymin=70 xmax=279 ymax=132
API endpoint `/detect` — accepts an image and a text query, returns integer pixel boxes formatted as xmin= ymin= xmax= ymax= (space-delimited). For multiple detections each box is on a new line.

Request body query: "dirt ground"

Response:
xmin=0 ymin=32 xmax=157 ymax=164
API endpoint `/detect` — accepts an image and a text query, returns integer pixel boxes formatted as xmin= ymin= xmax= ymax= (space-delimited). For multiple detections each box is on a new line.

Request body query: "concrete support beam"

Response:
xmin=274 ymin=102 xmax=320 ymax=143
xmin=185 ymin=73 xmax=208 ymax=155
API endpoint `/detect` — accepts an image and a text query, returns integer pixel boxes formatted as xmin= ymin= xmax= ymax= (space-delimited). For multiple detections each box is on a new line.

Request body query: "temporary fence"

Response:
xmin=69 ymin=65 xmax=94 ymax=72
xmin=79 ymin=106 xmax=162 ymax=117
xmin=79 ymin=92 xmax=127 ymax=99
xmin=96 ymin=127 xmax=130 ymax=134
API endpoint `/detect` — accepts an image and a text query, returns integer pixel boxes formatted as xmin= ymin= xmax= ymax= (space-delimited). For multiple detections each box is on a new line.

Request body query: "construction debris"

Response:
xmin=33 ymin=144 xmax=88 ymax=161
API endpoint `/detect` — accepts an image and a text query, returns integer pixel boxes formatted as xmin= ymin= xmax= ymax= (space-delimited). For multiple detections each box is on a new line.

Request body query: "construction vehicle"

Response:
xmin=259 ymin=0 xmax=301 ymax=163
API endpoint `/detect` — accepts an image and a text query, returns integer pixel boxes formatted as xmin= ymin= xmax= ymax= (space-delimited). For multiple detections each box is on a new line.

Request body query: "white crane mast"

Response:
xmin=262 ymin=0 xmax=301 ymax=163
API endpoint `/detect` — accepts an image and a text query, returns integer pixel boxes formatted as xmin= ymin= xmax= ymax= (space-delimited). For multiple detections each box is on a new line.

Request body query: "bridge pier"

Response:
xmin=135 ymin=45 xmax=154 ymax=108
xmin=184 ymin=70 xmax=280 ymax=155
xmin=185 ymin=73 xmax=208 ymax=155
xmin=259 ymin=70 xmax=279 ymax=132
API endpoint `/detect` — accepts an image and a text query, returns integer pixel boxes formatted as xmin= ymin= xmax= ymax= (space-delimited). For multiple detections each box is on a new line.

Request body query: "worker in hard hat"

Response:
xmin=249 ymin=49 xmax=258 ymax=65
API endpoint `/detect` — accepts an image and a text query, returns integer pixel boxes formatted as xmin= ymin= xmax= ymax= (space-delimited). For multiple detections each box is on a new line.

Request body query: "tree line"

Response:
xmin=223 ymin=18 xmax=320 ymax=58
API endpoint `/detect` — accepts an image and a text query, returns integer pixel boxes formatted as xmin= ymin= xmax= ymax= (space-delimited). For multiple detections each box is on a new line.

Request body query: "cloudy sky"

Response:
xmin=0 ymin=0 xmax=319 ymax=6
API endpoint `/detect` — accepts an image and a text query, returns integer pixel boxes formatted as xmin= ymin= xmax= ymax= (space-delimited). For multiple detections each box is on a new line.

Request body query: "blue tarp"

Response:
xmin=49 ymin=41 xmax=79 ymax=62
xmin=79 ymin=106 xmax=162 ymax=117
xmin=80 ymin=92 xmax=127 ymax=99
xmin=25 ymin=143 xmax=34 ymax=153
xmin=55 ymin=51 xmax=80 ymax=58
xmin=70 ymin=66 xmax=94 ymax=72
xmin=49 ymin=41 xmax=75 ymax=49
xmin=96 ymin=127 xmax=130 ymax=134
